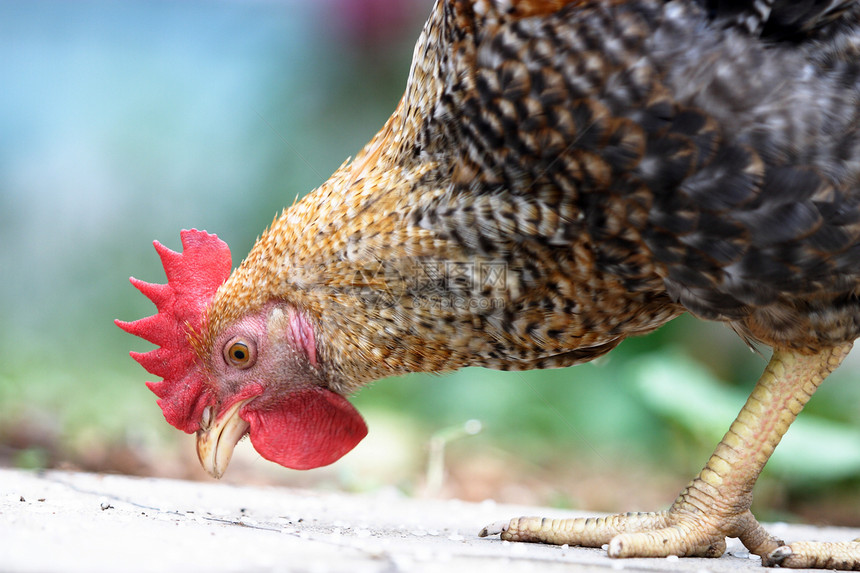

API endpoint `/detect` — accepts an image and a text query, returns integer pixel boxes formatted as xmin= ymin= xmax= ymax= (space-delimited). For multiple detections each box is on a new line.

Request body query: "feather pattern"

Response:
xmin=204 ymin=0 xmax=860 ymax=391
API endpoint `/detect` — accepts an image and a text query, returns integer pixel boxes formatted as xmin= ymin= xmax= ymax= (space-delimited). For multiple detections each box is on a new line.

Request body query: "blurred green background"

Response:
xmin=1 ymin=0 xmax=858 ymax=526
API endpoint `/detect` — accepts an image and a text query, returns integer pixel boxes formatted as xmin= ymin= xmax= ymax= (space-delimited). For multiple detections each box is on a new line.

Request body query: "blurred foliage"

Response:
xmin=0 ymin=0 xmax=857 ymax=526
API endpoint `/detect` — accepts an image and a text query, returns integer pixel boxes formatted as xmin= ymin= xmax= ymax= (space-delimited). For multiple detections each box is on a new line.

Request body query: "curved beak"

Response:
xmin=196 ymin=399 xmax=251 ymax=479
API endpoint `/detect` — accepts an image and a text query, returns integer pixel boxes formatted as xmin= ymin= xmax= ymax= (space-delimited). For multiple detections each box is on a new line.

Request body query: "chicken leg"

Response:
xmin=480 ymin=343 xmax=860 ymax=569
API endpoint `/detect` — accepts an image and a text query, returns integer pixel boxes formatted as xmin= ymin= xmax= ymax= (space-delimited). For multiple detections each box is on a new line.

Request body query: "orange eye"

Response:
xmin=224 ymin=338 xmax=255 ymax=369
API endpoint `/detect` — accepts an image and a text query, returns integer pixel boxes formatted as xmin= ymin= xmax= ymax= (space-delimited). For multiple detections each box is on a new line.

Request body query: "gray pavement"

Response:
xmin=1 ymin=469 xmax=858 ymax=572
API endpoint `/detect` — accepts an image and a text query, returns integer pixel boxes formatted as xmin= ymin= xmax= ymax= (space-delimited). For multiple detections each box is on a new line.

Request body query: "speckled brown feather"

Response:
xmin=207 ymin=0 xmax=860 ymax=393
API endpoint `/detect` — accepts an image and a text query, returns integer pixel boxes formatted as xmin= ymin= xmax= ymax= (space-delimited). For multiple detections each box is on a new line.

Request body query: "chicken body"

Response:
xmin=120 ymin=0 xmax=860 ymax=569
xmin=218 ymin=0 xmax=860 ymax=384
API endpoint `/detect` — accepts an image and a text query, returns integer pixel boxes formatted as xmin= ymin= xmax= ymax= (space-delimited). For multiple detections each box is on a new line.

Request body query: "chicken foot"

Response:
xmin=480 ymin=343 xmax=860 ymax=569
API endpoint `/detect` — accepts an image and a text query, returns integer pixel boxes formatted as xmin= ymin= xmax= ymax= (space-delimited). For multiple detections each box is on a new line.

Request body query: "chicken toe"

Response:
xmin=480 ymin=507 xmax=773 ymax=558
xmin=765 ymin=540 xmax=860 ymax=570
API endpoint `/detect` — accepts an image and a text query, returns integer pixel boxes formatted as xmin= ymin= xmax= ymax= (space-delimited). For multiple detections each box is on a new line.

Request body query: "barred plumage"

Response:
xmin=216 ymin=0 xmax=860 ymax=383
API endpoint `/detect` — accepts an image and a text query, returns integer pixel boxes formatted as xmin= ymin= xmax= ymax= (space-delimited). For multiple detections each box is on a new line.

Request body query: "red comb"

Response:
xmin=116 ymin=229 xmax=232 ymax=433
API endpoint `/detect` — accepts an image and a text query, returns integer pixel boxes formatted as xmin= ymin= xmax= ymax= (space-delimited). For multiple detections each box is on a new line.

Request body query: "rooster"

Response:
xmin=117 ymin=0 xmax=860 ymax=568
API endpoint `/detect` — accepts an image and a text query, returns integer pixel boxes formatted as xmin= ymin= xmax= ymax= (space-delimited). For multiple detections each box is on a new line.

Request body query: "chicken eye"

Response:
xmin=224 ymin=337 xmax=256 ymax=369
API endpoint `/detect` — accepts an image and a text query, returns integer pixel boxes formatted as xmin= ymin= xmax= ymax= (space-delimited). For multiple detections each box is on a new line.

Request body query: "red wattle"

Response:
xmin=241 ymin=387 xmax=368 ymax=470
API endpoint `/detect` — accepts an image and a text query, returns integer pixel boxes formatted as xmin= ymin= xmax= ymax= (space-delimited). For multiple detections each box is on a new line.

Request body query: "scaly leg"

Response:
xmin=480 ymin=343 xmax=860 ymax=569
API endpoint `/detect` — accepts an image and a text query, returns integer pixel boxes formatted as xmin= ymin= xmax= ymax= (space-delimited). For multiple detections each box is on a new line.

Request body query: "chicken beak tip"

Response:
xmin=196 ymin=433 xmax=224 ymax=479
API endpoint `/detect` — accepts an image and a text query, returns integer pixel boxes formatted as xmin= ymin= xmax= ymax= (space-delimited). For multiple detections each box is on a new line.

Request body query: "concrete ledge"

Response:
xmin=2 ymin=469 xmax=858 ymax=572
